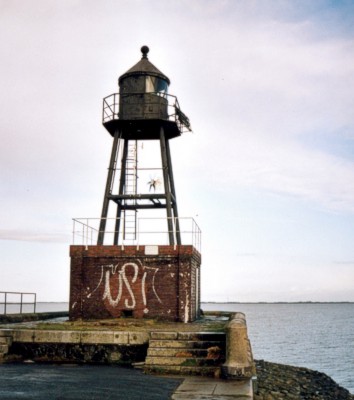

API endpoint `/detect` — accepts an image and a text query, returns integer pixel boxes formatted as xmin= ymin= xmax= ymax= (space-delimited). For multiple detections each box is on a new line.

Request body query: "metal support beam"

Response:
xmin=109 ymin=194 xmax=168 ymax=201
xmin=160 ymin=127 xmax=175 ymax=245
xmin=97 ymin=129 xmax=121 ymax=245
xmin=166 ymin=138 xmax=181 ymax=245
xmin=114 ymin=139 xmax=129 ymax=244
xmin=97 ymin=126 xmax=181 ymax=247
xmin=117 ymin=204 xmax=166 ymax=210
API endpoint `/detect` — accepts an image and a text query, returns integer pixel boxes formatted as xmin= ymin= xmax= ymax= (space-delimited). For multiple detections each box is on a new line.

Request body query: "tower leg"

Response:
xmin=97 ymin=130 xmax=121 ymax=245
xmin=114 ymin=140 xmax=129 ymax=245
xmin=160 ymin=127 xmax=175 ymax=245
xmin=166 ymin=139 xmax=181 ymax=245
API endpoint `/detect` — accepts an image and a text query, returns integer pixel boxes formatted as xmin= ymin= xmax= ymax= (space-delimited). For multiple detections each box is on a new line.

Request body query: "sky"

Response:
xmin=1 ymin=0 xmax=354 ymax=302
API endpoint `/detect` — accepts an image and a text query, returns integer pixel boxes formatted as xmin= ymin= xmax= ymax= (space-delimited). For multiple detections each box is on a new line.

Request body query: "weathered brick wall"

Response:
xmin=69 ymin=245 xmax=201 ymax=322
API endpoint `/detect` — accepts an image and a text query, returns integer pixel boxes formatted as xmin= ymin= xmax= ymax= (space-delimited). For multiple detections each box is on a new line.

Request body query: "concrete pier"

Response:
xmin=0 ymin=313 xmax=352 ymax=399
xmin=0 ymin=312 xmax=256 ymax=398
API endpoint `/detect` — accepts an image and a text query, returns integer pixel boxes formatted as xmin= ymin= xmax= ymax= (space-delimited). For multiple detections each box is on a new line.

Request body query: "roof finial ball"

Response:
xmin=141 ymin=45 xmax=149 ymax=59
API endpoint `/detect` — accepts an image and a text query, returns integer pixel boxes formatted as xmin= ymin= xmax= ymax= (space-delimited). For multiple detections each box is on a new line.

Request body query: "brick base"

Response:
xmin=69 ymin=245 xmax=201 ymax=322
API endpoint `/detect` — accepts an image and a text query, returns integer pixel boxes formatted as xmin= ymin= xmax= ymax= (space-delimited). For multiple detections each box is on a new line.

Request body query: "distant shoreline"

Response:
xmin=201 ymin=301 xmax=354 ymax=304
xmin=37 ymin=301 xmax=354 ymax=304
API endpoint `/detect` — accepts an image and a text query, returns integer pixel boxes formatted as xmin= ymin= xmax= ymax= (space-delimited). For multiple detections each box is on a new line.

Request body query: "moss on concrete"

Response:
xmin=0 ymin=311 xmax=229 ymax=333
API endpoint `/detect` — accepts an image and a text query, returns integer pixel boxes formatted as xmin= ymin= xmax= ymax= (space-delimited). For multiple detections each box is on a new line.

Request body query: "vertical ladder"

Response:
xmin=123 ymin=140 xmax=138 ymax=240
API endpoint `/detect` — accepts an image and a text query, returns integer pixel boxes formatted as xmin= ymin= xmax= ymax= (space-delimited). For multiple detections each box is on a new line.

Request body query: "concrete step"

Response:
xmin=144 ymin=365 xmax=221 ymax=377
xmin=148 ymin=339 xmax=225 ymax=349
xmin=143 ymin=331 xmax=226 ymax=377
xmin=147 ymin=347 xmax=211 ymax=358
xmin=177 ymin=332 xmax=225 ymax=341
xmin=147 ymin=346 xmax=225 ymax=360
xmin=145 ymin=356 xmax=223 ymax=367
xmin=150 ymin=331 xmax=225 ymax=342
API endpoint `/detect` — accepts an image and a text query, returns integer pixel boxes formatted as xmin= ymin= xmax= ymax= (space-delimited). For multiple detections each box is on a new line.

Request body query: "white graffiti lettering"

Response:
xmin=88 ymin=261 xmax=162 ymax=311
xmin=122 ymin=263 xmax=138 ymax=309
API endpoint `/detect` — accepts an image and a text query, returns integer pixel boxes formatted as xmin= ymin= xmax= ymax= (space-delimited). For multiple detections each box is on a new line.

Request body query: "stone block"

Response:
xmin=175 ymin=381 xmax=217 ymax=394
xmin=213 ymin=379 xmax=253 ymax=397
xmin=80 ymin=331 xmax=115 ymax=344
xmin=0 ymin=330 xmax=13 ymax=337
xmin=33 ymin=330 xmax=81 ymax=344
xmin=112 ymin=332 xmax=129 ymax=344
xmin=150 ymin=331 xmax=178 ymax=340
xmin=148 ymin=339 xmax=190 ymax=348
xmin=0 ymin=336 xmax=12 ymax=345
xmin=12 ymin=330 xmax=35 ymax=342
xmin=0 ymin=344 xmax=9 ymax=354
xmin=128 ymin=332 xmax=149 ymax=344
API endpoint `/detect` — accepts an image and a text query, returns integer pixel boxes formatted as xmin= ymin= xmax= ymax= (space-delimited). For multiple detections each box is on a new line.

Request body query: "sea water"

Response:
xmin=202 ymin=302 xmax=354 ymax=394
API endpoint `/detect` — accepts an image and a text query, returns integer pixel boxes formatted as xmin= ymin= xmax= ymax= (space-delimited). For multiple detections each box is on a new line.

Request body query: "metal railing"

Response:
xmin=72 ymin=217 xmax=201 ymax=252
xmin=0 ymin=291 xmax=36 ymax=315
xmin=102 ymin=92 xmax=191 ymax=133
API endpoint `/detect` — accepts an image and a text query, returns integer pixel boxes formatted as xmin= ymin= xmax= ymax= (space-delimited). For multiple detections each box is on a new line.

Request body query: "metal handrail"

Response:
xmin=102 ymin=92 xmax=191 ymax=133
xmin=0 ymin=291 xmax=36 ymax=315
xmin=72 ymin=217 xmax=201 ymax=252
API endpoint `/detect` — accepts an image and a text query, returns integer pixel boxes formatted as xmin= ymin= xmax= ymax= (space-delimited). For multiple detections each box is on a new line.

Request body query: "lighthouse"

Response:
xmin=69 ymin=47 xmax=200 ymax=322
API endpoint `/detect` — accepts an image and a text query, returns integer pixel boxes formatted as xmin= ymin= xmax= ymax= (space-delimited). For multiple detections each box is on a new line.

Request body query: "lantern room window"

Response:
xmin=146 ymin=76 xmax=168 ymax=94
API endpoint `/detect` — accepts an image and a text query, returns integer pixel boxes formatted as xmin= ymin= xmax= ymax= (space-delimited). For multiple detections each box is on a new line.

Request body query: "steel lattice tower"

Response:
xmin=97 ymin=46 xmax=191 ymax=246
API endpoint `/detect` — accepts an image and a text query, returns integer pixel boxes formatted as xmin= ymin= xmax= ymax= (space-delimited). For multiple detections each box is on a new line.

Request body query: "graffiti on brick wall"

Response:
xmin=86 ymin=260 xmax=162 ymax=314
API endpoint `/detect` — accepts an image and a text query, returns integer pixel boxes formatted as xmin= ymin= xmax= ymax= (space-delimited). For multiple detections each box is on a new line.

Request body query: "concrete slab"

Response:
xmin=176 ymin=381 xmax=217 ymax=394
xmin=214 ymin=379 xmax=253 ymax=396
xmin=150 ymin=331 xmax=178 ymax=340
xmin=172 ymin=377 xmax=253 ymax=399
xmin=129 ymin=331 xmax=149 ymax=344
xmin=0 ymin=336 xmax=12 ymax=345
xmin=3 ymin=328 xmax=149 ymax=346
xmin=12 ymin=329 xmax=35 ymax=342
xmin=34 ymin=330 xmax=81 ymax=343
xmin=0 ymin=329 xmax=14 ymax=337
xmin=80 ymin=331 xmax=114 ymax=344
xmin=0 ymin=344 xmax=9 ymax=353
xmin=112 ymin=331 xmax=129 ymax=344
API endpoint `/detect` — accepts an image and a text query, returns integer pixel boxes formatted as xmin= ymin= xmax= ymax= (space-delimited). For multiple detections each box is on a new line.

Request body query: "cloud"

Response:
xmin=1 ymin=1 xmax=353 ymax=218
xmin=174 ymin=8 xmax=354 ymax=214
xmin=0 ymin=230 xmax=70 ymax=243
xmin=1 ymin=0 xmax=354 ymax=302
xmin=334 ymin=261 xmax=354 ymax=265
xmin=224 ymin=136 xmax=354 ymax=212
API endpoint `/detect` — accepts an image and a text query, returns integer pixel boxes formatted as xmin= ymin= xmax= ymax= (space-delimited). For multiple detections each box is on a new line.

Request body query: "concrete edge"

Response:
xmin=221 ymin=312 xmax=256 ymax=379
xmin=0 ymin=329 xmax=149 ymax=345
xmin=0 ymin=312 xmax=68 ymax=324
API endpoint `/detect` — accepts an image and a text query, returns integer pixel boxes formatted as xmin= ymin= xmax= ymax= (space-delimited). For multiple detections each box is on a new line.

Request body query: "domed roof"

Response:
xmin=118 ymin=46 xmax=170 ymax=85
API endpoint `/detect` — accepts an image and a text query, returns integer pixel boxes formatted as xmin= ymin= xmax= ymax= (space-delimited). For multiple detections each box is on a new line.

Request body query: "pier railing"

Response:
xmin=0 ymin=292 xmax=37 ymax=315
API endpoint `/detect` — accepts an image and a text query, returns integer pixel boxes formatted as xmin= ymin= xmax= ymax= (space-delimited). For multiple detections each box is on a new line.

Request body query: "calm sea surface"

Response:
xmin=202 ymin=302 xmax=354 ymax=394
xmin=3 ymin=302 xmax=353 ymax=393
